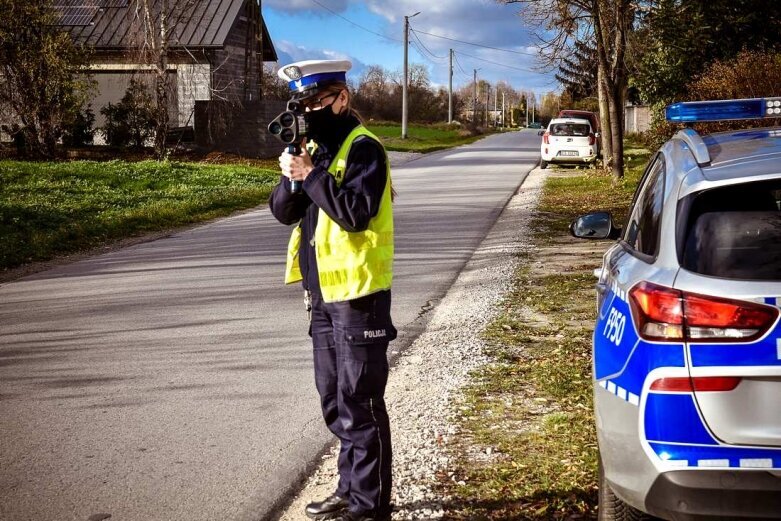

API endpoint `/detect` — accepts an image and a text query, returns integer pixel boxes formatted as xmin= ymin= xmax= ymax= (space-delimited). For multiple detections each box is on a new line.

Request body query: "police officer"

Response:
xmin=269 ymin=60 xmax=395 ymax=521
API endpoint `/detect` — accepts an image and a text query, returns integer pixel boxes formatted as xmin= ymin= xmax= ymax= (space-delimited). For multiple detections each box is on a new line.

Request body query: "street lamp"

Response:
xmin=402 ymin=11 xmax=421 ymax=139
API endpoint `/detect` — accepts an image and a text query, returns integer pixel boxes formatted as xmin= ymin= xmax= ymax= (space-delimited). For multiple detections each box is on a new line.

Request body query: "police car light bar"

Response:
xmin=666 ymin=97 xmax=781 ymax=123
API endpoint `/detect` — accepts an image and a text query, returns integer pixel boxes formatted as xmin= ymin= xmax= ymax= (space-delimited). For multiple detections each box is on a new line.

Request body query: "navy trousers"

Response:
xmin=309 ymin=290 xmax=396 ymax=516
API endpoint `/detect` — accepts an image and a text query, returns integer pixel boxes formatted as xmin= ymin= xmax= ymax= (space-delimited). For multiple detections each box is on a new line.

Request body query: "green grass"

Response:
xmin=367 ymin=122 xmax=488 ymax=153
xmin=443 ymin=138 xmax=651 ymax=520
xmin=534 ymin=144 xmax=651 ymax=241
xmin=0 ymin=122 xmax=496 ymax=272
xmin=0 ymin=159 xmax=279 ymax=270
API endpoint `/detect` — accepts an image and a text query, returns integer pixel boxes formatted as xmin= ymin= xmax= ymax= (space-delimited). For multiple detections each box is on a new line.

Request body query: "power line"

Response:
xmin=452 ymin=54 xmax=472 ymax=82
xmin=457 ymin=50 xmax=536 ymax=73
xmin=452 ymin=53 xmax=468 ymax=76
xmin=307 ymin=0 xmax=401 ymax=43
xmin=302 ymin=1 xmax=549 ymax=86
xmin=413 ymin=29 xmax=537 ymax=57
xmin=409 ymin=28 xmax=447 ymax=61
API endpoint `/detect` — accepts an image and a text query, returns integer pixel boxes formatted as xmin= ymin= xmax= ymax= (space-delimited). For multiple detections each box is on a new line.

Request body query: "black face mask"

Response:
xmin=305 ymin=100 xmax=345 ymax=143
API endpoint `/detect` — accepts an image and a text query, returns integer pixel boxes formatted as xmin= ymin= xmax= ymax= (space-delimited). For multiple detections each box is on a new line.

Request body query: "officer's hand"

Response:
xmin=279 ymin=138 xmax=314 ymax=185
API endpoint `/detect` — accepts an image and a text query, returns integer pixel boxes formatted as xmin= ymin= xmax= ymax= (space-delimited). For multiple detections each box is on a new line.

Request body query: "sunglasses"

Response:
xmin=304 ymin=92 xmax=340 ymax=111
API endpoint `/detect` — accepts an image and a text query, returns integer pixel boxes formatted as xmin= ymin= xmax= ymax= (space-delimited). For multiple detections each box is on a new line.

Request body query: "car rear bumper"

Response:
xmin=543 ymin=152 xmax=597 ymax=163
xmin=645 ymin=469 xmax=781 ymax=520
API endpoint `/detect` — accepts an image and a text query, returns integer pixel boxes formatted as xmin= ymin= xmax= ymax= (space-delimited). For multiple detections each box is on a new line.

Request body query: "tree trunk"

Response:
xmin=153 ymin=0 xmax=169 ymax=160
xmin=607 ymin=89 xmax=624 ymax=180
xmin=592 ymin=0 xmax=630 ymax=180
xmin=597 ymin=64 xmax=613 ymax=167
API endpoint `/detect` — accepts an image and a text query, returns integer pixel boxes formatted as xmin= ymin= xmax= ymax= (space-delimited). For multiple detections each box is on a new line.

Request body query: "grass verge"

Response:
xmin=367 ymin=122 xmax=491 ymax=153
xmin=0 ymin=159 xmax=279 ymax=270
xmin=441 ymin=139 xmax=650 ymax=520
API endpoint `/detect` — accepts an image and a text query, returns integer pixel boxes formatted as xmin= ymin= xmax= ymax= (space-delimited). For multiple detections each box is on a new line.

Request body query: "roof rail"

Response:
xmin=674 ymin=128 xmax=711 ymax=166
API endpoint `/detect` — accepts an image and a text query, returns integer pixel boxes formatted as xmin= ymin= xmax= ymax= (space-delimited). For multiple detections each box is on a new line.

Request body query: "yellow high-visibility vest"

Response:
xmin=284 ymin=125 xmax=394 ymax=303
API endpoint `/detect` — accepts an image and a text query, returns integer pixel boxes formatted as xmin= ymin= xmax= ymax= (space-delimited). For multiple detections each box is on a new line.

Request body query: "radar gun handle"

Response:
xmin=287 ymin=143 xmax=302 ymax=194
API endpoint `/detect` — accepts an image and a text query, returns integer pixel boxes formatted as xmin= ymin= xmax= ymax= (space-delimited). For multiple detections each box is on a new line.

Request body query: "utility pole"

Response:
xmin=502 ymin=91 xmax=506 ymax=130
xmin=525 ymin=92 xmax=529 ymax=127
xmin=472 ymin=69 xmax=478 ymax=125
xmin=448 ymin=49 xmax=453 ymax=124
xmin=484 ymin=85 xmax=489 ymax=127
xmin=402 ymin=11 xmax=420 ymax=139
xmin=494 ymin=90 xmax=498 ymax=128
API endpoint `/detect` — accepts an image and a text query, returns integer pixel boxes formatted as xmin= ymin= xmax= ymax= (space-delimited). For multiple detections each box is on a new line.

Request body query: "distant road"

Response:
xmin=0 ymin=130 xmax=541 ymax=521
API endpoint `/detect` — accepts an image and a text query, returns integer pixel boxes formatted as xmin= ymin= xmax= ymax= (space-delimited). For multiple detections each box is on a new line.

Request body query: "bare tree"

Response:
xmin=129 ymin=0 xmax=170 ymax=159
xmin=501 ymin=0 xmax=635 ymax=178
xmin=593 ymin=0 xmax=633 ymax=178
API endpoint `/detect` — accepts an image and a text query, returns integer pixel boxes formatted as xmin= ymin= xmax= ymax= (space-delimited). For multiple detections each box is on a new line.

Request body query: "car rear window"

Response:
xmin=550 ymin=123 xmax=590 ymax=137
xmin=681 ymin=179 xmax=781 ymax=280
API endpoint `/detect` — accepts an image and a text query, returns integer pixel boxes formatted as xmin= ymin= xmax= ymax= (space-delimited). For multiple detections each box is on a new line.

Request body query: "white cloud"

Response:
xmin=276 ymin=40 xmax=353 ymax=62
xmin=267 ymin=0 xmax=558 ymax=95
xmin=354 ymin=0 xmax=554 ymax=91
xmin=363 ymin=0 xmax=533 ymax=47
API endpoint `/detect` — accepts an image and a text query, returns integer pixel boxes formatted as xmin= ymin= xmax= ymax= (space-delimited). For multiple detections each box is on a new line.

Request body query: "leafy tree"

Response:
xmin=635 ymin=0 xmax=781 ymax=106
xmin=262 ymin=64 xmax=291 ymax=101
xmin=556 ymin=39 xmax=598 ymax=103
xmin=62 ymin=105 xmax=96 ymax=147
xmin=100 ymin=79 xmax=156 ymax=149
xmin=0 ymin=0 xmax=92 ymax=158
xmin=644 ymin=49 xmax=781 ymax=149
xmin=539 ymin=91 xmax=561 ymax=125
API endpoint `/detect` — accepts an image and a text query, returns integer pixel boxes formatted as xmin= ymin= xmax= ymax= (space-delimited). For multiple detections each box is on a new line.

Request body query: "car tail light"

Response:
xmin=629 ymin=281 xmax=778 ymax=342
xmin=543 ymin=132 xmax=550 ymax=144
xmin=650 ymin=376 xmax=742 ymax=392
xmin=588 ymin=133 xmax=596 ymax=145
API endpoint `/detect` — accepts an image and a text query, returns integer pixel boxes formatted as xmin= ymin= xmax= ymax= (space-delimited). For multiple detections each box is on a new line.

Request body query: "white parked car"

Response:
xmin=539 ymin=117 xmax=599 ymax=168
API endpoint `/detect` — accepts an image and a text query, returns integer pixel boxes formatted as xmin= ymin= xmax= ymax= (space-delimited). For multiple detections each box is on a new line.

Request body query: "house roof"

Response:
xmin=58 ymin=0 xmax=277 ymax=60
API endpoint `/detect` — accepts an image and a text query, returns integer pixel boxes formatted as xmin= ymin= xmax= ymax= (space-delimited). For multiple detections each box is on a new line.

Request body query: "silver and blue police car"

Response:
xmin=571 ymin=98 xmax=781 ymax=520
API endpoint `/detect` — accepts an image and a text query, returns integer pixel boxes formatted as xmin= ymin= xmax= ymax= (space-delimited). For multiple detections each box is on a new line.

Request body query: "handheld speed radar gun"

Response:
xmin=268 ymin=100 xmax=308 ymax=193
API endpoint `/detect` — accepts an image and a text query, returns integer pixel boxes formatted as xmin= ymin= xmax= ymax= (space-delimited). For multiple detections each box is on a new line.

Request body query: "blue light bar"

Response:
xmin=665 ymin=97 xmax=781 ymax=123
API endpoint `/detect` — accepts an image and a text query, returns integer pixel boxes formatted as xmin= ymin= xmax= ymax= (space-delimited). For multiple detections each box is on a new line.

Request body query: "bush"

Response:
xmin=100 ymin=79 xmax=156 ymax=148
xmin=685 ymin=49 xmax=781 ymax=134
xmin=62 ymin=105 xmax=95 ymax=147
xmin=642 ymin=50 xmax=781 ymax=147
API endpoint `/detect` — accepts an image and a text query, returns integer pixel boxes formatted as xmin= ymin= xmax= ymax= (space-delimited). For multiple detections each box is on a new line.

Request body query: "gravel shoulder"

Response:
xmin=274 ymin=167 xmax=547 ymax=521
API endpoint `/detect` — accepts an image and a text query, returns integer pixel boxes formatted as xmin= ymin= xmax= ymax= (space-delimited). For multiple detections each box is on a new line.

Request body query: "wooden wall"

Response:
xmin=195 ymin=99 xmax=287 ymax=158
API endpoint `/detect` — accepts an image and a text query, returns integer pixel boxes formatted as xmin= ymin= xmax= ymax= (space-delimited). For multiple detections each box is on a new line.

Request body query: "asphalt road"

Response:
xmin=0 ymin=129 xmax=541 ymax=521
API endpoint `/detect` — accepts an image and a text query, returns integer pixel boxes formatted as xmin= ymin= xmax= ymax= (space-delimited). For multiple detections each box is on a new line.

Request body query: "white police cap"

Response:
xmin=277 ymin=59 xmax=352 ymax=99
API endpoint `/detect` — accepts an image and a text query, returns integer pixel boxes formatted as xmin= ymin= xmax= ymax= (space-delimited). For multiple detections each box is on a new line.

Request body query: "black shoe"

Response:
xmin=305 ymin=494 xmax=349 ymax=519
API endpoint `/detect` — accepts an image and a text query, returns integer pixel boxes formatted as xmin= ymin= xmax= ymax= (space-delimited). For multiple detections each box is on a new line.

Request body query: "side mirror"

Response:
xmin=570 ymin=211 xmax=621 ymax=240
xmin=594 ymin=132 xmax=601 ymax=138
xmin=537 ymin=130 xmax=545 ymax=136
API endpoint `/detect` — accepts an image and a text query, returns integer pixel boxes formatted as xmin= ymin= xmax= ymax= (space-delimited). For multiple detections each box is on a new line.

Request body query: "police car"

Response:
xmin=570 ymin=98 xmax=781 ymax=520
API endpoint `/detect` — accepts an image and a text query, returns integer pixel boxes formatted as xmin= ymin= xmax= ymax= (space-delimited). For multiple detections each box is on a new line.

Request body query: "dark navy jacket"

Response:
xmin=269 ymin=115 xmax=388 ymax=295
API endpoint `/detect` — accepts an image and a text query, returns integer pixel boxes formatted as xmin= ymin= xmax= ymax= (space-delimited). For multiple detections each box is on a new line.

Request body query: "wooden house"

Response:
xmin=57 ymin=0 xmax=282 ymax=154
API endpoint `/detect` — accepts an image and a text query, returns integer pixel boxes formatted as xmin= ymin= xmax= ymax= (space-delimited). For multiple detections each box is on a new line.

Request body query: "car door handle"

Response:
xmin=596 ymin=282 xmax=608 ymax=295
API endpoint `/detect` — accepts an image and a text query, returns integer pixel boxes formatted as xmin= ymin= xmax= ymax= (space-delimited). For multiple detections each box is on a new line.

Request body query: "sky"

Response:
xmin=262 ymin=0 xmax=559 ymax=98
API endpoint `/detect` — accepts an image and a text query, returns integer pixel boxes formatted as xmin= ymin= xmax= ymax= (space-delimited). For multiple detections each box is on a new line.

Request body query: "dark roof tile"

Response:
xmin=58 ymin=0 xmax=276 ymax=60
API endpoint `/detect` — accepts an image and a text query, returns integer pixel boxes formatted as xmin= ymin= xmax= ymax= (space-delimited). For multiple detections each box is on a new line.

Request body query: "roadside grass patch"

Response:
xmin=1 ymin=122 xmax=502 ymax=273
xmin=367 ymin=123 xmax=488 ymax=153
xmin=441 ymin=138 xmax=650 ymax=519
xmin=0 ymin=159 xmax=279 ymax=270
